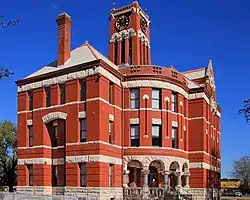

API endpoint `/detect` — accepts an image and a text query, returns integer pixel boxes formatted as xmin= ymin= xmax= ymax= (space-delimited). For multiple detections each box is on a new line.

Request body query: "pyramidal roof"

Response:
xmin=25 ymin=42 xmax=117 ymax=79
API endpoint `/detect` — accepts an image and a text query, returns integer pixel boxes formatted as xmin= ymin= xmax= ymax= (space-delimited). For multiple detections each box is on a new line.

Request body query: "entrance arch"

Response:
xmin=127 ymin=160 xmax=143 ymax=187
xmin=169 ymin=161 xmax=180 ymax=189
xmin=149 ymin=160 xmax=164 ymax=187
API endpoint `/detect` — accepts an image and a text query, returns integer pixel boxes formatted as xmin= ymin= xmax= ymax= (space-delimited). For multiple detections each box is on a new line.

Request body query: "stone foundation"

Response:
xmin=188 ymin=188 xmax=220 ymax=200
xmin=16 ymin=186 xmax=123 ymax=200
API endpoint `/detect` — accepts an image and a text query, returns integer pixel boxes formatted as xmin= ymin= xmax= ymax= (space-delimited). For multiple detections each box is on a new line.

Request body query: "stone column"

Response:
xmin=175 ymin=172 xmax=182 ymax=191
xmin=142 ymin=169 xmax=150 ymax=200
xmin=123 ymin=170 xmax=130 ymax=187
xmin=142 ymin=169 xmax=150 ymax=187
xmin=164 ymin=171 xmax=171 ymax=189
xmin=184 ymin=172 xmax=190 ymax=188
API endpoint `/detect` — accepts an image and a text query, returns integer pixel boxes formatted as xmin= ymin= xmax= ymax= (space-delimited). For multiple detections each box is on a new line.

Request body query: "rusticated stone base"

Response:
xmin=16 ymin=186 xmax=123 ymax=200
xmin=188 ymin=188 xmax=220 ymax=200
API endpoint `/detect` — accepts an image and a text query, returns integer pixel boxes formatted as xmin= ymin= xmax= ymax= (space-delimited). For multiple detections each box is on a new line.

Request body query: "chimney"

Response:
xmin=56 ymin=13 xmax=72 ymax=66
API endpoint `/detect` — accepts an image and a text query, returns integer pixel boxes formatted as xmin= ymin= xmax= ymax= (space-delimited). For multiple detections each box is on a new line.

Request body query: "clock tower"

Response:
xmin=109 ymin=1 xmax=151 ymax=66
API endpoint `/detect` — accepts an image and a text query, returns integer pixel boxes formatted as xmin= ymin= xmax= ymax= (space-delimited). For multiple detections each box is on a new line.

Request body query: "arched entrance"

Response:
xmin=43 ymin=112 xmax=67 ymax=190
xmin=127 ymin=160 xmax=143 ymax=187
xmin=149 ymin=160 xmax=164 ymax=187
xmin=169 ymin=161 xmax=180 ymax=189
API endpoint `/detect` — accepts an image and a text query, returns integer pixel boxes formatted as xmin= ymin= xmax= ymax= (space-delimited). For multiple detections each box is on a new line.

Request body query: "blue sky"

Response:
xmin=1 ymin=0 xmax=250 ymax=177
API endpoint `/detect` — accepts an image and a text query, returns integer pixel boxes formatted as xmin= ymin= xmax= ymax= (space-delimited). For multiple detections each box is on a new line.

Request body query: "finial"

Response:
xmin=208 ymin=59 xmax=213 ymax=69
xmin=85 ymin=40 xmax=88 ymax=45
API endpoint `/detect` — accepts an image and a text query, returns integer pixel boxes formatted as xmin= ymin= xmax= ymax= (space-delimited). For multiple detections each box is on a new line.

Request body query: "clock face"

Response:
xmin=140 ymin=17 xmax=148 ymax=34
xmin=115 ymin=15 xmax=130 ymax=31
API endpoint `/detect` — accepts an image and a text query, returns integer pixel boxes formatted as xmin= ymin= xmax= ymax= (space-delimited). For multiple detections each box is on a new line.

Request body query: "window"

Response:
xmin=109 ymin=82 xmax=114 ymax=104
xmin=28 ymin=91 xmax=33 ymax=110
xmin=121 ymin=39 xmax=125 ymax=64
xmin=80 ymin=163 xmax=86 ymax=187
xmin=172 ymin=127 xmax=178 ymax=148
xmin=130 ymin=88 xmax=139 ymax=109
xmin=28 ymin=126 xmax=33 ymax=147
xmin=171 ymin=92 xmax=177 ymax=112
xmin=80 ymin=119 xmax=86 ymax=142
xmin=128 ymin=38 xmax=132 ymax=65
xmin=109 ymin=121 xmax=113 ymax=144
xmin=114 ymin=41 xmax=118 ymax=65
xmin=52 ymin=165 xmax=58 ymax=186
xmin=109 ymin=164 xmax=113 ymax=187
xmin=80 ymin=80 xmax=86 ymax=101
xmin=152 ymin=125 xmax=161 ymax=147
xmin=60 ymin=84 xmax=66 ymax=105
xmin=53 ymin=126 xmax=58 ymax=147
xmin=152 ymin=89 xmax=161 ymax=109
xmin=45 ymin=87 xmax=51 ymax=107
xmin=27 ymin=165 xmax=33 ymax=186
xmin=130 ymin=125 xmax=140 ymax=147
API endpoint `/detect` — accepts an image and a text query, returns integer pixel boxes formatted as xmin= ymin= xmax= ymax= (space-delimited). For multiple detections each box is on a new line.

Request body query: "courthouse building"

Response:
xmin=16 ymin=1 xmax=221 ymax=200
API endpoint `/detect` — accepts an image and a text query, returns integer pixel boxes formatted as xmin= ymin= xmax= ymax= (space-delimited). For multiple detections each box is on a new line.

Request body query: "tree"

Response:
xmin=0 ymin=121 xmax=17 ymax=192
xmin=232 ymin=156 xmax=250 ymax=192
xmin=239 ymin=99 xmax=250 ymax=123
xmin=0 ymin=16 xmax=18 ymax=80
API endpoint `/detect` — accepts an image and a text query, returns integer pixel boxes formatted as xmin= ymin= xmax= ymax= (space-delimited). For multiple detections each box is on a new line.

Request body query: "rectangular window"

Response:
xmin=121 ymin=39 xmax=125 ymax=64
xmin=60 ymin=84 xmax=66 ymax=105
xmin=109 ymin=82 xmax=114 ymax=104
xmin=27 ymin=165 xmax=33 ymax=186
xmin=28 ymin=126 xmax=33 ymax=147
xmin=130 ymin=88 xmax=139 ymax=109
xmin=109 ymin=121 xmax=113 ymax=144
xmin=52 ymin=165 xmax=57 ymax=186
xmin=152 ymin=125 xmax=161 ymax=147
xmin=80 ymin=119 xmax=86 ymax=142
xmin=130 ymin=125 xmax=140 ymax=147
xmin=128 ymin=38 xmax=132 ymax=65
xmin=109 ymin=164 xmax=113 ymax=187
xmin=114 ymin=42 xmax=118 ymax=65
xmin=45 ymin=87 xmax=51 ymax=107
xmin=28 ymin=91 xmax=33 ymax=110
xmin=172 ymin=127 xmax=178 ymax=148
xmin=53 ymin=126 xmax=58 ymax=147
xmin=80 ymin=80 xmax=86 ymax=101
xmin=152 ymin=89 xmax=161 ymax=109
xmin=80 ymin=163 xmax=86 ymax=187
xmin=171 ymin=92 xmax=177 ymax=112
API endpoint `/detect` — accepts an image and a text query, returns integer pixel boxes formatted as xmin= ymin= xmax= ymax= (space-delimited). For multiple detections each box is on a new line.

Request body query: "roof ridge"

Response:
xmin=182 ymin=67 xmax=206 ymax=74
xmin=86 ymin=43 xmax=99 ymax=60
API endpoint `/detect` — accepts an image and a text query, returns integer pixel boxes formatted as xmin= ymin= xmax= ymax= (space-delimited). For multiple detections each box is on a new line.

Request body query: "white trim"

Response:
xmin=78 ymin=111 xmax=86 ymax=119
xmin=122 ymin=80 xmax=189 ymax=99
xmin=172 ymin=121 xmax=178 ymax=127
xmin=188 ymin=92 xmax=209 ymax=104
xmin=142 ymin=94 xmax=149 ymax=100
xmin=18 ymin=145 xmax=64 ymax=150
xmin=27 ymin=119 xmax=32 ymax=126
xmin=18 ymin=158 xmax=52 ymax=165
xmin=109 ymin=114 xmax=114 ymax=121
xmin=124 ymin=146 xmax=187 ymax=153
xmin=42 ymin=112 xmax=67 ymax=124
xmin=18 ymin=66 xmax=121 ymax=93
xmin=183 ymin=125 xmax=186 ymax=131
xmin=152 ymin=118 xmax=161 ymax=125
xmin=66 ymin=155 xmax=122 ymax=165
xmin=66 ymin=140 xmax=122 ymax=149
xmin=130 ymin=118 xmax=139 ymax=124
xmin=52 ymin=158 xmax=65 ymax=165
xmin=189 ymin=162 xmax=220 ymax=172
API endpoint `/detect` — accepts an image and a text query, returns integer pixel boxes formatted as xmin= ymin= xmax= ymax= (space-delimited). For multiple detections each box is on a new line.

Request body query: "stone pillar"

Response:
xmin=142 ymin=169 xmax=150 ymax=200
xmin=142 ymin=169 xmax=150 ymax=187
xmin=123 ymin=170 xmax=130 ymax=187
xmin=164 ymin=171 xmax=171 ymax=189
xmin=175 ymin=172 xmax=182 ymax=191
xmin=184 ymin=172 xmax=190 ymax=188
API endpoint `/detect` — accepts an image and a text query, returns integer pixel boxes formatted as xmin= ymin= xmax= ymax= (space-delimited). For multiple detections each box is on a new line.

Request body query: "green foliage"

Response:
xmin=0 ymin=121 xmax=17 ymax=192
xmin=0 ymin=68 xmax=14 ymax=80
xmin=0 ymin=16 xmax=19 ymax=27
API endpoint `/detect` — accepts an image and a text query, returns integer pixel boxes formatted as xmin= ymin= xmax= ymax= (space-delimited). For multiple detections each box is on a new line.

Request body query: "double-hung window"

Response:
xmin=80 ymin=80 xmax=86 ymax=101
xmin=109 ymin=164 xmax=113 ymax=187
xmin=80 ymin=119 xmax=86 ymax=142
xmin=52 ymin=166 xmax=58 ymax=186
xmin=172 ymin=92 xmax=177 ymax=112
xmin=27 ymin=165 xmax=33 ymax=186
xmin=80 ymin=163 xmax=86 ymax=187
xmin=152 ymin=89 xmax=161 ymax=109
xmin=172 ymin=127 xmax=178 ymax=148
xmin=109 ymin=121 xmax=113 ymax=144
xmin=28 ymin=91 xmax=33 ymax=110
xmin=130 ymin=125 xmax=140 ymax=147
xmin=45 ymin=87 xmax=51 ymax=107
xmin=28 ymin=126 xmax=33 ymax=147
xmin=152 ymin=125 xmax=161 ymax=147
xmin=130 ymin=89 xmax=139 ymax=109
xmin=60 ymin=84 xmax=66 ymax=104
xmin=109 ymin=82 xmax=114 ymax=104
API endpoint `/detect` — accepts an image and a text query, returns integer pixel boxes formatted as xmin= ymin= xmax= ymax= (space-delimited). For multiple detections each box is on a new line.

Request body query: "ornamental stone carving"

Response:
xmin=78 ymin=111 xmax=86 ymax=119
xmin=42 ymin=112 xmax=67 ymax=124
xmin=109 ymin=28 xmax=136 ymax=43
xmin=142 ymin=94 xmax=149 ymax=100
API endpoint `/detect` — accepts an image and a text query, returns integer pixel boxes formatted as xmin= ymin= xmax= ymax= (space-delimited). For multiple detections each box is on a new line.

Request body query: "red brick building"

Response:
xmin=16 ymin=1 xmax=221 ymax=200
